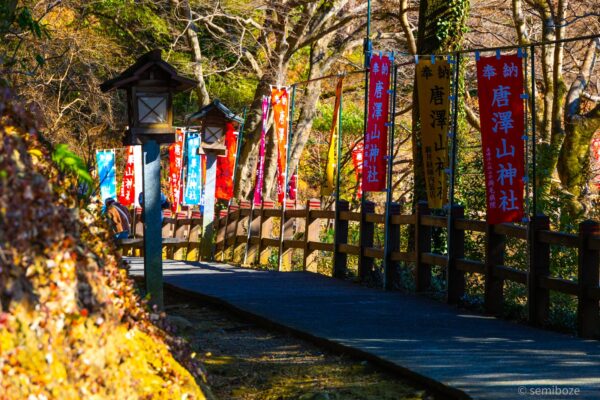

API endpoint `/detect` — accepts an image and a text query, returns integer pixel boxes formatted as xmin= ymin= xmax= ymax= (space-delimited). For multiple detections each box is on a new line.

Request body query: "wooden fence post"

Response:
xmin=304 ymin=199 xmax=321 ymax=273
xmin=173 ymin=211 xmax=191 ymax=261
xmin=384 ymin=202 xmax=401 ymax=290
xmin=224 ymin=202 xmax=239 ymax=262
xmin=484 ymin=223 xmax=505 ymax=315
xmin=415 ymin=201 xmax=431 ymax=292
xmin=528 ymin=214 xmax=550 ymax=326
xmin=447 ymin=205 xmax=465 ymax=304
xmin=245 ymin=204 xmax=261 ymax=266
xmin=358 ymin=201 xmax=375 ymax=282
xmin=280 ymin=201 xmax=296 ymax=271
xmin=577 ymin=220 xmax=600 ymax=339
xmin=259 ymin=201 xmax=274 ymax=267
xmin=234 ymin=200 xmax=251 ymax=264
xmin=214 ymin=209 xmax=228 ymax=261
xmin=186 ymin=210 xmax=202 ymax=262
xmin=334 ymin=200 xmax=350 ymax=279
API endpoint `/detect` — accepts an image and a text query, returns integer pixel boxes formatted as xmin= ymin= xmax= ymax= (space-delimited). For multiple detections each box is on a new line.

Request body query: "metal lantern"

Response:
xmin=100 ymin=49 xmax=196 ymax=145
xmin=187 ymin=99 xmax=243 ymax=156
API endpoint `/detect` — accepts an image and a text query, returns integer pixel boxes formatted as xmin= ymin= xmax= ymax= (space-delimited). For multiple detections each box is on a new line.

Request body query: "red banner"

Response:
xmin=118 ymin=146 xmax=135 ymax=206
xmin=352 ymin=141 xmax=364 ymax=199
xmin=216 ymin=122 xmax=237 ymax=201
xmin=477 ymin=54 xmax=525 ymax=224
xmin=287 ymin=172 xmax=297 ymax=201
xmin=169 ymin=129 xmax=185 ymax=212
xmin=362 ymin=53 xmax=391 ymax=192
xmin=254 ymin=96 xmax=270 ymax=205
xmin=271 ymin=87 xmax=290 ymax=203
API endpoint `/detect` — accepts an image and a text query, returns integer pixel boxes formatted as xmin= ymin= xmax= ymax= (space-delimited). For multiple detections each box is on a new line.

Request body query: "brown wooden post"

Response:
xmin=528 ymin=214 xmax=550 ymax=326
xmin=280 ymin=201 xmax=296 ymax=271
xmin=234 ymin=200 xmax=251 ymax=263
xmin=173 ymin=211 xmax=191 ymax=261
xmin=224 ymin=203 xmax=240 ymax=262
xmin=384 ymin=202 xmax=401 ymax=289
xmin=447 ymin=205 xmax=465 ymax=304
xmin=358 ymin=201 xmax=375 ymax=282
xmin=334 ymin=200 xmax=350 ymax=279
xmin=303 ymin=199 xmax=321 ymax=273
xmin=259 ymin=201 xmax=274 ymax=267
xmin=484 ymin=223 xmax=505 ymax=315
xmin=415 ymin=201 xmax=431 ymax=292
xmin=245 ymin=204 xmax=261 ymax=265
xmin=577 ymin=220 xmax=600 ymax=338
xmin=186 ymin=210 xmax=202 ymax=262
xmin=214 ymin=209 xmax=228 ymax=261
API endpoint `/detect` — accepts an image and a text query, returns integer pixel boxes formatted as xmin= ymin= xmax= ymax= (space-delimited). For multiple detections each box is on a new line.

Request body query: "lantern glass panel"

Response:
xmin=204 ymin=126 xmax=224 ymax=144
xmin=138 ymin=95 xmax=167 ymax=124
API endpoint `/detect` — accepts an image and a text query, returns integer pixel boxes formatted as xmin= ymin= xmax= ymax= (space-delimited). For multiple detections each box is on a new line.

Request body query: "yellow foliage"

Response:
xmin=0 ymin=89 xmax=206 ymax=399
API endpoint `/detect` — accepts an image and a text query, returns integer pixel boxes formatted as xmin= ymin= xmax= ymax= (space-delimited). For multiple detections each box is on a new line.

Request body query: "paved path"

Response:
xmin=128 ymin=258 xmax=600 ymax=400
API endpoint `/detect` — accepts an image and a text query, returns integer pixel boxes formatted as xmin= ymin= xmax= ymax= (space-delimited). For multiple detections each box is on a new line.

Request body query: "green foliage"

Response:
xmin=52 ymin=144 xmax=93 ymax=191
xmin=435 ymin=0 xmax=470 ymax=51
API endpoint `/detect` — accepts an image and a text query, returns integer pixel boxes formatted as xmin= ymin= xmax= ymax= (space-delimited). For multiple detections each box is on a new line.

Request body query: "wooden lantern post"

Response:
xmin=100 ymin=50 xmax=196 ymax=310
xmin=187 ymin=100 xmax=243 ymax=261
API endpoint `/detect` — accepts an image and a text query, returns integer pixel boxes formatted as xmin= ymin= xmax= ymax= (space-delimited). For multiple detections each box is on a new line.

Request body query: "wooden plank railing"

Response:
xmin=212 ymin=199 xmax=600 ymax=339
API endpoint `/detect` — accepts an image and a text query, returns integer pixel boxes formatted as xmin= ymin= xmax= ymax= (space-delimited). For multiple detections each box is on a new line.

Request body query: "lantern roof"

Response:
xmin=187 ymin=99 xmax=244 ymax=124
xmin=100 ymin=49 xmax=196 ymax=93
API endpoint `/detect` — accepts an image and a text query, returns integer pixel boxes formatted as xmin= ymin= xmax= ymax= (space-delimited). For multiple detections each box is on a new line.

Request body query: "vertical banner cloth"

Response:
xmin=118 ymin=146 xmax=135 ymax=206
xmin=216 ymin=123 xmax=237 ymax=201
xmin=476 ymin=54 xmax=525 ymax=224
xmin=133 ymin=145 xmax=143 ymax=207
xmin=362 ymin=53 xmax=392 ymax=192
xmin=352 ymin=141 xmax=364 ymax=199
xmin=169 ymin=129 xmax=185 ymax=212
xmin=416 ymin=58 xmax=451 ymax=209
xmin=254 ymin=96 xmax=270 ymax=205
xmin=96 ymin=150 xmax=117 ymax=202
xmin=287 ymin=172 xmax=298 ymax=201
xmin=271 ymin=87 xmax=290 ymax=203
xmin=324 ymin=77 xmax=344 ymax=195
xmin=184 ymin=133 xmax=202 ymax=205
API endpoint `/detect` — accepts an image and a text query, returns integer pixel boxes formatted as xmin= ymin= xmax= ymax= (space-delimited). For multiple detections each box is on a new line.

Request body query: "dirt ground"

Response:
xmin=163 ymin=290 xmax=438 ymax=400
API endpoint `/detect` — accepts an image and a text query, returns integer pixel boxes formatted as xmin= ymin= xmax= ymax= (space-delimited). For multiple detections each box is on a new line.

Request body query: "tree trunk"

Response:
xmin=412 ymin=0 xmax=470 ymax=205
xmin=173 ymin=0 xmax=210 ymax=107
xmin=557 ymin=40 xmax=600 ymax=217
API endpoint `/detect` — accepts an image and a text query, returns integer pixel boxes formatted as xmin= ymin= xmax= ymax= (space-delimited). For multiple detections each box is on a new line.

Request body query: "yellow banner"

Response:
xmin=323 ymin=77 xmax=344 ymax=195
xmin=416 ymin=59 xmax=451 ymax=209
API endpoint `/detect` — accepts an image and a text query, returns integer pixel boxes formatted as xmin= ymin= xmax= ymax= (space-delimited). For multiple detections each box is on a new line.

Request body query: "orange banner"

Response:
xmin=416 ymin=58 xmax=451 ymax=209
xmin=271 ymin=87 xmax=290 ymax=203
xmin=323 ymin=77 xmax=344 ymax=195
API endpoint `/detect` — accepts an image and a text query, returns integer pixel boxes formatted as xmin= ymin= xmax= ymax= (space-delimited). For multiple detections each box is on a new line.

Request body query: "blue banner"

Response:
xmin=184 ymin=133 xmax=202 ymax=205
xmin=96 ymin=150 xmax=117 ymax=201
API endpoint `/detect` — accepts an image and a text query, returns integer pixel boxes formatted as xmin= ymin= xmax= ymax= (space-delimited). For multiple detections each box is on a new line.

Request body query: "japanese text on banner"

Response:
xmin=184 ymin=133 xmax=202 ymax=205
xmin=216 ymin=122 xmax=237 ymax=201
xmin=169 ymin=129 xmax=185 ymax=212
xmin=96 ymin=150 xmax=116 ymax=202
xmin=352 ymin=141 xmax=364 ymax=199
xmin=118 ymin=146 xmax=135 ymax=206
xmin=362 ymin=53 xmax=391 ymax=192
xmin=254 ymin=96 xmax=270 ymax=205
xmin=476 ymin=54 xmax=525 ymax=224
xmin=416 ymin=59 xmax=451 ymax=209
xmin=271 ymin=87 xmax=290 ymax=203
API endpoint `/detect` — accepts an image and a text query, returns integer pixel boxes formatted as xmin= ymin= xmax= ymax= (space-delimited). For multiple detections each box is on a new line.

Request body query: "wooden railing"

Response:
xmin=119 ymin=208 xmax=203 ymax=262
xmin=215 ymin=199 xmax=600 ymax=339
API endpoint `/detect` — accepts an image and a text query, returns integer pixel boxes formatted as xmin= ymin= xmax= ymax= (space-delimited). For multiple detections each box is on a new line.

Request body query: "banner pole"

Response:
xmin=360 ymin=0 xmax=372 ymax=242
xmin=530 ymin=45 xmax=537 ymax=217
xmin=278 ymin=85 xmax=296 ymax=272
xmin=446 ymin=52 xmax=462 ymax=301
xmin=383 ymin=57 xmax=398 ymax=290
xmin=232 ymin=107 xmax=248 ymax=191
